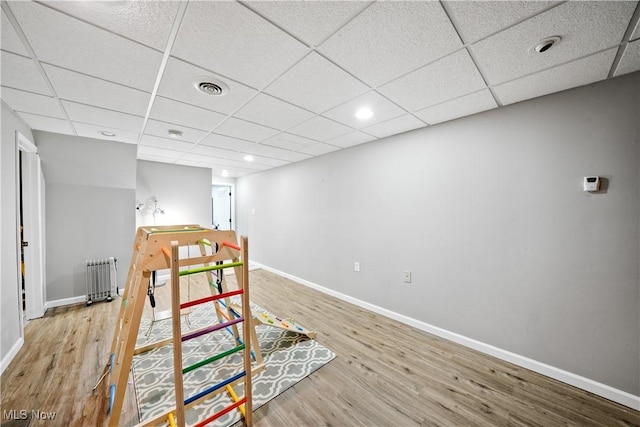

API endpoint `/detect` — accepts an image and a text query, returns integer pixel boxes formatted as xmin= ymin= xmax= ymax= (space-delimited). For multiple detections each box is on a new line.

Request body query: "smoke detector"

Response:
xmin=193 ymin=76 xmax=229 ymax=96
xmin=531 ymin=36 xmax=561 ymax=54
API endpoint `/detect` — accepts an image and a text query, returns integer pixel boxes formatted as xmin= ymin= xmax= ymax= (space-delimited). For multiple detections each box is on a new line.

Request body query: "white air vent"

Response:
xmin=193 ymin=76 xmax=229 ymax=96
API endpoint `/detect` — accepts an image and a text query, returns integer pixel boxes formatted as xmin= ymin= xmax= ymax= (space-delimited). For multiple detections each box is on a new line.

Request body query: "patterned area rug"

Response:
xmin=132 ymin=299 xmax=335 ymax=426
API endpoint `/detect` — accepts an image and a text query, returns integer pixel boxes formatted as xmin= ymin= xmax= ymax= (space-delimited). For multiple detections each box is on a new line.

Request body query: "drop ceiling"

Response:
xmin=1 ymin=0 xmax=639 ymax=178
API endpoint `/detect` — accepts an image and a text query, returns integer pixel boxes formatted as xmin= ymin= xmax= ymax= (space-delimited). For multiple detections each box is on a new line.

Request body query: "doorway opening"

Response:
xmin=212 ymin=185 xmax=232 ymax=230
xmin=17 ymin=132 xmax=45 ymax=320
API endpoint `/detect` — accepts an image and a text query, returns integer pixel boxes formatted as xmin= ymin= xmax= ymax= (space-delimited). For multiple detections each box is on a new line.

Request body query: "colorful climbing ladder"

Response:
xmin=101 ymin=225 xmax=255 ymax=427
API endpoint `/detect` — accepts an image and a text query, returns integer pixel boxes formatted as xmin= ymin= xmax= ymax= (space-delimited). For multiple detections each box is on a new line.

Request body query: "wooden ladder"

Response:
xmin=101 ymin=225 xmax=255 ymax=427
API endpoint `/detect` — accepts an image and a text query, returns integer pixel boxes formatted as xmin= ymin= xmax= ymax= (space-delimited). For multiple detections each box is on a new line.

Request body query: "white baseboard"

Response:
xmin=1 ymin=337 xmax=24 ymax=374
xmin=45 ymin=295 xmax=86 ymax=310
xmin=255 ymin=263 xmax=640 ymax=411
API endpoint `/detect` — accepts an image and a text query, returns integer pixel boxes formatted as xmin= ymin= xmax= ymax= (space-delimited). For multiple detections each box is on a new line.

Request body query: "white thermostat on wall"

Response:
xmin=583 ymin=176 xmax=601 ymax=192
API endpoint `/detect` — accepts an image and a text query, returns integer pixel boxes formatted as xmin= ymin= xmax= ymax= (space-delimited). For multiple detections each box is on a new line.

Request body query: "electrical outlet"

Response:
xmin=354 ymin=262 xmax=360 ymax=272
xmin=403 ymin=271 xmax=411 ymax=283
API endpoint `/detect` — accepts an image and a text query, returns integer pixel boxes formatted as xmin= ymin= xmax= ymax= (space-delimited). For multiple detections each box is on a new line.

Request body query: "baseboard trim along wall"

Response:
xmin=1 ymin=337 xmax=24 ymax=375
xmin=45 ymin=295 xmax=87 ymax=310
xmin=256 ymin=263 xmax=640 ymax=411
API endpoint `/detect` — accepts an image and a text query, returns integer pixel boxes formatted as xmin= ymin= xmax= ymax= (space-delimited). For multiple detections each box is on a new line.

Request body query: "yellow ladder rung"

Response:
xmin=225 ymin=385 xmax=246 ymax=418
xmin=167 ymin=412 xmax=176 ymax=427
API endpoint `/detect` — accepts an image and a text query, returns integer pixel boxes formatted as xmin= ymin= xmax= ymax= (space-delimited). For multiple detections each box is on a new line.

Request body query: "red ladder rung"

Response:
xmin=180 ymin=289 xmax=243 ymax=310
xmin=193 ymin=397 xmax=247 ymax=427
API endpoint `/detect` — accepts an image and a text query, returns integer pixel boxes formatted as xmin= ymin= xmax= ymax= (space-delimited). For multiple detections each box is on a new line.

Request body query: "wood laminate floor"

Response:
xmin=1 ymin=269 xmax=639 ymax=426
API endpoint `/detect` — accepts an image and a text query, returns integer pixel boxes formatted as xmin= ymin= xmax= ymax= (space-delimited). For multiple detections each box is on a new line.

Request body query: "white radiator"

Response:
xmin=85 ymin=257 xmax=117 ymax=306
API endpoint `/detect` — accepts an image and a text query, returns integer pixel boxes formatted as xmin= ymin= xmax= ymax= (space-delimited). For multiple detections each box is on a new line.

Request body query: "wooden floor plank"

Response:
xmin=1 ymin=269 xmax=638 ymax=427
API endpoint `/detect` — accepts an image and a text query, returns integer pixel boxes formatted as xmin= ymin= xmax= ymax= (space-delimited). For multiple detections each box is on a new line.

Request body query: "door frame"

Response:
xmin=17 ymin=131 xmax=46 ymax=320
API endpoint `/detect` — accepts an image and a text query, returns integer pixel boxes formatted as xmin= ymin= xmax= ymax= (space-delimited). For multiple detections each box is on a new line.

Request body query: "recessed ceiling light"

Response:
xmin=243 ymin=155 xmax=254 ymax=162
xmin=168 ymin=129 xmax=183 ymax=138
xmin=355 ymin=107 xmax=373 ymax=120
xmin=99 ymin=130 xmax=116 ymax=137
xmin=221 ymin=170 xmax=229 ymax=177
xmin=531 ymin=36 xmax=561 ymax=54
xmin=193 ymin=76 xmax=229 ymax=96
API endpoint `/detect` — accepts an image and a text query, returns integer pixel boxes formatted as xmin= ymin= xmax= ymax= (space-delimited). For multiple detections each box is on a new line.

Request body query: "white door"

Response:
xmin=18 ymin=132 xmax=45 ymax=320
xmin=212 ymin=185 xmax=232 ymax=230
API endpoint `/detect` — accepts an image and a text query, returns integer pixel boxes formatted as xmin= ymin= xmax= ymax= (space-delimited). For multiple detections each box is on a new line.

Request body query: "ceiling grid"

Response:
xmin=1 ymin=0 xmax=638 ymax=178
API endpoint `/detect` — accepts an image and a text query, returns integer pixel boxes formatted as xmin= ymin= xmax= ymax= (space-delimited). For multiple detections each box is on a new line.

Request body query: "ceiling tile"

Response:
xmin=43 ymin=64 xmax=150 ymax=116
xmin=190 ymin=144 xmax=237 ymax=159
xmin=259 ymin=148 xmax=312 ymax=163
xmin=200 ymin=133 xmax=257 ymax=152
xmin=140 ymin=134 xmax=194 ymax=153
xmin=1 ymin=50 xmax=51 ymax=95
xmin=471 ymin=1 xmax=636 ymax=85
xmin=245 ymin=1 xmax=369 ymax=46
xmin=1 ymin=9 xmax=29 ymax=56
xmin=322 ymin=91 xmax=406 ymax=129
xmin=171 ymin=1 xmax=308 ymax=89
xmin=325 ymin=131 xmax=376 ymax=149
xmin=73 ymin=122 xmax=138 ymax=144
xmin=361 ymin=114 xmax=425 ymax=139
xmin=493 ymin=48 xmax=618 ymax=106
xmin=228 ymin=158 xmax=276 ymax=171
xmin=157 ymin=57 xmax=257 ymax=115
xmin=378 ymin=50 xmax=487 ymax=112
xmin=288 ymin=116 xmax=352 ymax=141
xmin=214 ymin=117 xmax=280 ymax=143
xmin=181 ymin=153 xmax=269 ymax=171
xmin=261 ymin=133 xmax=317 ymax=150
xmin=0 ymin=87 xmax=64 ymax=118
xmin=150 ymin=96 xmax=226 ymax=132
xmin=238 ymin=142 xmax=300 ymax=162
xmin=234 ymin=93 xmax=315 ymax=130
xmin=443 ymin=1 xmax=561 ymax=44
xmin=62 ymin=101 xmax=143 ymax=132
xmin=144 ymin=119 xmax=207 ymax=143
xmin=177 ymin=153 xmax=218 ymax=164
xmin=264 ymin=52 xmax=369 ymax=113
xmin=138 ymin=145 xmax=184 ymax=160
xmin=414 ymin=89 xmax=498 ymax=125
xmin=297 ymin=142 xmax=341 ymax=156
xmin=43 ymin=1 xmax=180 ymax=51
xmin=614 ymin=39 xmax=640 ymax=77
xmin=9 ymin=1 xmax=162 ymax=92
xmin=199 ymin=134 xmax=298 ymax=163
xmin=319 ymin=1 xmax=462 ymax=87
xmin=246 ymin=156 xmax=289 ymax=168
xmin=17 ymin=112 xmax=74 ymax=134
xmin=210 ymin=167 xmax=249 ymax=179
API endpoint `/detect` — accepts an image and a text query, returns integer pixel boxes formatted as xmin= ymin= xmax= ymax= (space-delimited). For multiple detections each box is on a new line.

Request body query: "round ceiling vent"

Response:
xmin=531 ymin=36 xmax=561 ymax=54
xmin=193 ymin=76 xmax=229 ymax=96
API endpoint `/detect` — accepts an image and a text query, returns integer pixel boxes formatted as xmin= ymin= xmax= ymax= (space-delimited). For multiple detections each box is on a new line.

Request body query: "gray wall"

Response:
xmin=136 ymin=160 xmax=212 ymax=229
xmin=0 ymin=102 xmax=34 ymax=366
xmin=35 ymin=131 xmax=136 ymax=301
xmin=236 ymin=72 xmax=640 ymax=395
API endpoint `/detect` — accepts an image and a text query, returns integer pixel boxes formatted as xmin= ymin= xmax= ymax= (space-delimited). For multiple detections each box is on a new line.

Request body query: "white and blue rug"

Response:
xmin=132 ymin=300 xmax=335 ymax=426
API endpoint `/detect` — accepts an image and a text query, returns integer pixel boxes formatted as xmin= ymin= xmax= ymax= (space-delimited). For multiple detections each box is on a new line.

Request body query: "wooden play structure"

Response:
xmin=101 ymin=225 xmax=259 ymax=427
